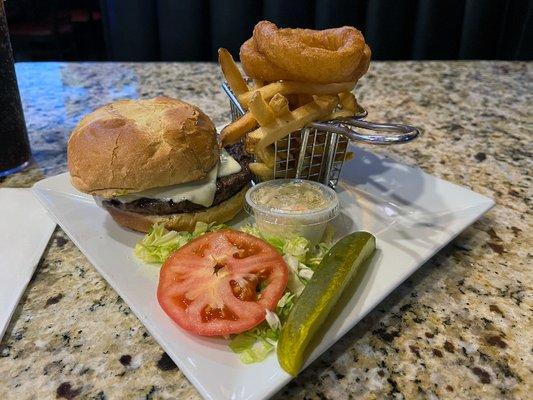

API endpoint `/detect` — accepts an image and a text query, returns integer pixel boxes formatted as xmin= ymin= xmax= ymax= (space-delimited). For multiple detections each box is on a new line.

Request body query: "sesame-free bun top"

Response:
xmin=67 ymin=97 xmax=219 ymax=198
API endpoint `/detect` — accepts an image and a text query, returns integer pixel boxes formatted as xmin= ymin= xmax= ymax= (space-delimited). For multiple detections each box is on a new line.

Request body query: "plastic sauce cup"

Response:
xmin=244 ymin=179 xmax=340 ymax=244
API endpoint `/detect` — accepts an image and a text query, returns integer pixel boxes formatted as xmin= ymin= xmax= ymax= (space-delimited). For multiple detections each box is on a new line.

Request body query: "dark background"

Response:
xmin=6 ymin=0 xmax=533 ymax=62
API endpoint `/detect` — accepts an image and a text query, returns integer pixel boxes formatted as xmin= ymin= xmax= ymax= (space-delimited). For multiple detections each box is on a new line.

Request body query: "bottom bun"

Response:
xmin=104 ymin=186 xmax=248 ymax=233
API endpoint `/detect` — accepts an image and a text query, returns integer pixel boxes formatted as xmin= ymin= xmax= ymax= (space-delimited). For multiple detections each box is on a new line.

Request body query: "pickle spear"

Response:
xmin=277 ymin=231 xmax=376 ymax=376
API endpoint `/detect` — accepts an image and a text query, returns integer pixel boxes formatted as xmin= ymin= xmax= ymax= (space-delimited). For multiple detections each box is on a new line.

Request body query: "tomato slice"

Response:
xmin=157 ymin=230 xmax=288 ymax=336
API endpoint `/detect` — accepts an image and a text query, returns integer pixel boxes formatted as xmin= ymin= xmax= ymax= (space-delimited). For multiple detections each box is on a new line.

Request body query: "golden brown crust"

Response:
xmin=350 ymin=44 xmax=371 ymax=81
xmin=67 ymin=97 xmax=219 ymax=198
xmin=240 ymin=38 xmax=298 ymax=82
xmin=240 ymin=21 xmax=370 ymax=84
xmin=104 ymin=186 xmax=248 ymax=233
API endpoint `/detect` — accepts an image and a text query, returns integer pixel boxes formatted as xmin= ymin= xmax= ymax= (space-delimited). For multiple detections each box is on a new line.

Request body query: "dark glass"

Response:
xmin=0 ymin=2 xmax=31 ymax=176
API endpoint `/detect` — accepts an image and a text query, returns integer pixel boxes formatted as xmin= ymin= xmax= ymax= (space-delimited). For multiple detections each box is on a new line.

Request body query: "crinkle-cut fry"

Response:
xmin=269 ymin=93 xmax=290 ymax=116
xmin=220 ymin=112 xmax=258 ymax=146
xmin=249 ymin=162 xmax=274 ymax=181
xmin=238 ymin=80 xmax=355 ymax=108
xmin=249 ymin=92 xmax=275 ymax=126
xmin=248 ymin=95 xmax=339 ymax=150
xmin=255 ymin=145 xmax=275 ymax=168
xmin=218 ymin=48 xmax=249 ymax=97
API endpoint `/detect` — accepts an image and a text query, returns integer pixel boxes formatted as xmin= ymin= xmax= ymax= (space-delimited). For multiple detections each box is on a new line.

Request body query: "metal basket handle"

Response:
xmin=310 ymin=117 xmax=421 ymax=145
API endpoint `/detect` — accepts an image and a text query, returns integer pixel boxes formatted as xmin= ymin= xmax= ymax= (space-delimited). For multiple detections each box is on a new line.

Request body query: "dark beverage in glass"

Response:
xmin=0 ymin=2 xmax=31 ymax=176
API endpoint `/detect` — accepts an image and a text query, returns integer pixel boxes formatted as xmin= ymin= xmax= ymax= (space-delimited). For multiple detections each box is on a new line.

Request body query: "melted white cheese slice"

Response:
xmin=115 ymin=149 xmax=241 ymax=207
xmin=218 ymin=148 xmax=242 ymax=178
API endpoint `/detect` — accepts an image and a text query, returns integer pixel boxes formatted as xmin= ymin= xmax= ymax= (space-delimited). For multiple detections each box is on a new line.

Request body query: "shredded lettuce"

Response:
xmin=284 ymin=254 xmax=306 ymax=296
xmin=192 ymin=221 xmax=226 ymax=236
xmin=282 ymin=236 xmax=309 ymax=262
xmin=306 ymin=242 xmax=331 ymax=269
xmin=238 ymin=224 xmax=285 ymax=252
xmin=229 ymin=333 xmax=274 ymax=364
xmin=265 ymin=309 xmax=281 ymax=331
xmin=134 ymin=222 xmax=226 ymax=264
xmin=228 ymin=332 xmax=256 ymax=353
xmin=238 ymin=224 xmax=331 ymax=264
xmin=228 ymin=289 xmax=300 ymax=363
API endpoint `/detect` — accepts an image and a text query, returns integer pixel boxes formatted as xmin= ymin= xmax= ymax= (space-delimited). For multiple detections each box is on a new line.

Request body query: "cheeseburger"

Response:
xmin=67 ymin=97 xmax=252 ymax=232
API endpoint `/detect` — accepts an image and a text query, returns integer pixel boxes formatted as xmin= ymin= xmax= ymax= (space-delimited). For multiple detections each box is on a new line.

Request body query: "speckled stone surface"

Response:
xmin=1 ymin=61 xmax=531 ymax=399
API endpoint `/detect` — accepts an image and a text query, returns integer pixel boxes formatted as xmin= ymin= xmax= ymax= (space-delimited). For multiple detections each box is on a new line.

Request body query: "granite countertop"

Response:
xmin=0 ymin=61 xmax=531 ymax=399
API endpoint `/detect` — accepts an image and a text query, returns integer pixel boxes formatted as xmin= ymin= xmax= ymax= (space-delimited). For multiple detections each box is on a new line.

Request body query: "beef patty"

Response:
xmin=103 ymin=143 xmax=252 ymax=215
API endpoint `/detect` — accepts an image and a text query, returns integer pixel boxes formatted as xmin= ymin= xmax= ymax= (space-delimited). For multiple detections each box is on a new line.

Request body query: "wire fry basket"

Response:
xmin=222 ymin=82 xmax=421 ymax=189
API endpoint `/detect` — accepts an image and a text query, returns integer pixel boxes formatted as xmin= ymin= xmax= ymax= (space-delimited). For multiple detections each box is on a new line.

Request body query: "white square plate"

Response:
xmin=32 ymin=147 xmax=493 ymax=400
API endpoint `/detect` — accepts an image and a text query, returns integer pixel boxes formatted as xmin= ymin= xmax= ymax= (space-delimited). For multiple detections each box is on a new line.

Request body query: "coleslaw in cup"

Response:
xmin=244 ymin=179 xmax=340 ymax=244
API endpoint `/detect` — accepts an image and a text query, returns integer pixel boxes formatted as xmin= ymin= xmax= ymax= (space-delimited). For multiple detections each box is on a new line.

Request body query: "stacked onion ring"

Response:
xmin=240 ymin=21 xmax=371 ymax=84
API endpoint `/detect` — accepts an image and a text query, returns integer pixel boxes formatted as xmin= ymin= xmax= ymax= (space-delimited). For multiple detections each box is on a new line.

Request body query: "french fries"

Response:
xmin=328 ymin=109 xmax=354 ymax=119
xmin=328 ymin=91 xmax=362 ymax=119
xmin=255 ymin=145 xmax=276 ymax=168
xmin=269 ymin=93 xmax=290 ymax=116
xmin=218 ymin=48 xmax=249 ymax=97
xmin=218 ymin=47 xmax=361 ymax=181
xmin=249 ymin=162 xmax=274 ymax=181
xmin=339 ymin=91 xmax=358 ymax=112
xmin=248 ymin=95 xmax=339 ymax=149
xmin=237 ymin=80 xmax=356 ymax=109
xmin=220 ymin=112 xmax=257 ymax=146
xmin=249 ymin=92 xmax=275 ymax=126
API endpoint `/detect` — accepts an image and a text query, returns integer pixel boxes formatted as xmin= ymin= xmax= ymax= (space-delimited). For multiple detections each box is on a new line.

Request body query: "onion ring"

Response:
xmin=240 ymin=38 xmax=299 ymax=82
xmin=242 ymin=21 xmax=368 ymax=84
xmin=350 ymin=44 xmax=371 ymax=81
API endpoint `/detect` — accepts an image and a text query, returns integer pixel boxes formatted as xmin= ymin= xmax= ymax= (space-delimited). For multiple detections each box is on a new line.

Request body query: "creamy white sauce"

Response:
xmin=251 ymin=181 xmax=330 ymax=212
xmin=116 ymin=149 xmax=241 ymax=207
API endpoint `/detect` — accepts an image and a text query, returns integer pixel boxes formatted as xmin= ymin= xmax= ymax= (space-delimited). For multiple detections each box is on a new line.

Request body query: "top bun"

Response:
xmin=67 ymin=97 xmax=219 ymax=198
